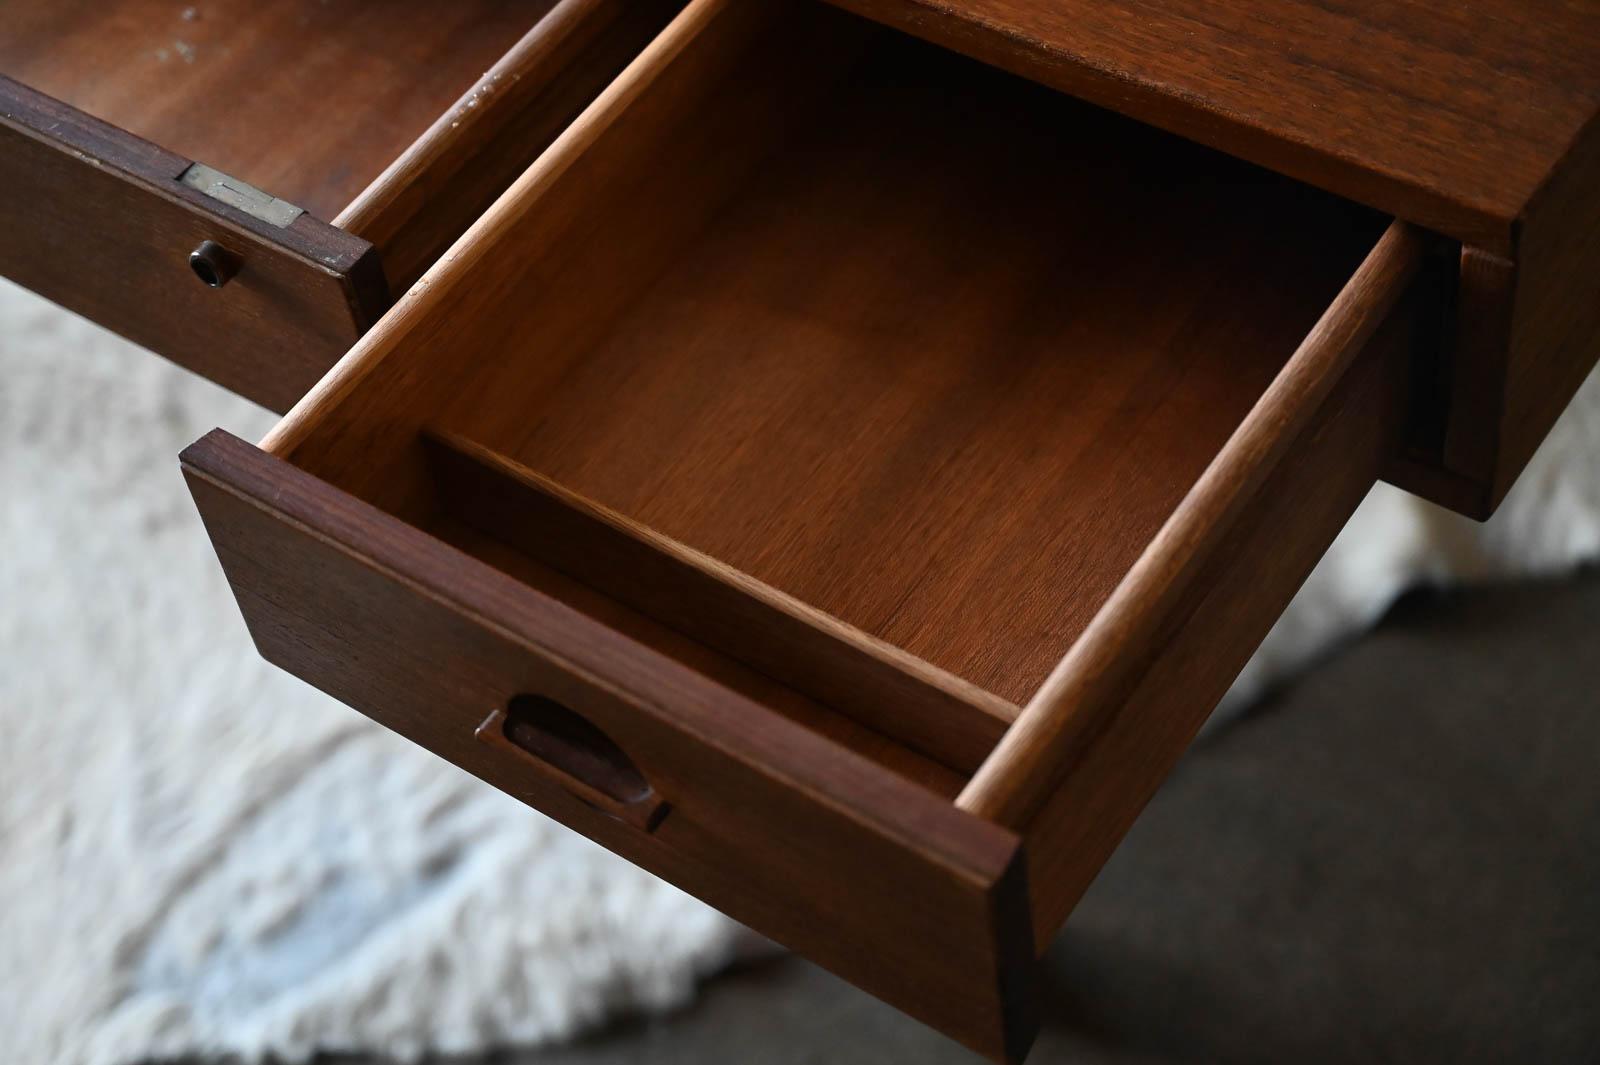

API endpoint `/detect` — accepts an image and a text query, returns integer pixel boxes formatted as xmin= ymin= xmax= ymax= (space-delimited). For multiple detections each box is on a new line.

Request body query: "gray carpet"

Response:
xmin=279 ymin=570 xmax=1600 ymax=1065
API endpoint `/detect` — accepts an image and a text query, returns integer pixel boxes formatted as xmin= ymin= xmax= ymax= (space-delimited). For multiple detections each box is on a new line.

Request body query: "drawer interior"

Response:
xmin=183 ymin=0 xmax=1430 ymax=1053
xmin=275 ymin=0 xmax=1389 ymax=782
xmin=0 ymin=0 xmax=680 ymax=291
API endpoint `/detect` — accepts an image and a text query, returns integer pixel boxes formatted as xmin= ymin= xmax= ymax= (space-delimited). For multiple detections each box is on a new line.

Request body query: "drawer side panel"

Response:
xmin=1023 ymin=291 xmax=1416 ymax=945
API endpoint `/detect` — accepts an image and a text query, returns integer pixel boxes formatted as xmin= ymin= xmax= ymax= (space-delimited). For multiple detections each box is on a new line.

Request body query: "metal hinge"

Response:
xmin=178 ymin=162 xmax=304 ymax=227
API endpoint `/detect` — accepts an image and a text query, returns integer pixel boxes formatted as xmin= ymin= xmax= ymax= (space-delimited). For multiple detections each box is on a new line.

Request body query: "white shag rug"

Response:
xmin=1 ymin=275 xmax=1595 ymax=1064
xmin=0 ymin=279 xmax=752 ymax=1065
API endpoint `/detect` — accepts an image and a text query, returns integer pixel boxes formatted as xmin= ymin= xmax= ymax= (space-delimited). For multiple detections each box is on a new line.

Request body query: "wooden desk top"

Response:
xmin=829 ymin=0 xmax=1600 ymax=256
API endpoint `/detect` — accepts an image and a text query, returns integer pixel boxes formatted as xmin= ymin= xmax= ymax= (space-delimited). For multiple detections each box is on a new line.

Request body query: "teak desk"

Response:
xmin=6 ymin=1 xmax=1596 ymax=1059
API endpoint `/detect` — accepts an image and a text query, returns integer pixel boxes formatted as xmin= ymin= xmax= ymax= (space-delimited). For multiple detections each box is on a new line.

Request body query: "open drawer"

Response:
xmin=0 ymin=0 xmax=678 ymax=412
xmin=181 ymin=0 xmax=1446 ymax=1059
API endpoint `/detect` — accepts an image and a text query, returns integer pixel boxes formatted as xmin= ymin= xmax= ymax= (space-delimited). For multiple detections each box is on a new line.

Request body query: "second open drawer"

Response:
xmin=1 ymin=0 xmax=679 ymax=411
xmin=181 ymin=0 xmax=1448 ymax=1059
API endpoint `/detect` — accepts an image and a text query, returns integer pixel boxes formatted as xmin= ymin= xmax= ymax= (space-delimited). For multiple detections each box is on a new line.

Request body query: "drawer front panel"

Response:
xmin=0 ymin=76 xmax=385 ymax=413
xmin=180 ymin=430 xmax=1038 ymax=1063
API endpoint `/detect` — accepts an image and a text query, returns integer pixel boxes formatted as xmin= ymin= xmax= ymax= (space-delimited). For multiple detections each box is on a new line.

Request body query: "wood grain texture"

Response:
xmin=0 ymin=0 xmax=558 ymax=222
xmin=0 ymin=75 xmax=384 ymax=413
xmin=335 ymin=0 xmax=681 ymax=294
xmin=181 ymin=428 xmax=1039 ymax=1064
xmin=180 ymin=1 xmax=1446 ymax=1047
xmin=417 ymin=18 xmax=1385 ymax=706
xmin=1021 ymin=283 xmax=1419 ymax=945
xmin=1 ymin=0 xmax=685 ymax=408
xmin=268 ymin=2 xmax=1385 ymax=701
xmin=819 ymin=0 xmax=1600 ymax=522
xmin=1440 ymin=114 xmax=1600 ymax=513
xmin=423 ymin=430 xmax=1015 ymax=775
xmin=434 ymin=519 xmax=972 ymax=800
xmin=243 ymin=0 xmax=1412 ymax=940
xmin=959 ymin=221 xmax=1426 ymax=827
xmin=824 ymin=0 xmax=1600 ymax=255
xmin=262 ymin=0 xmax=774 ymax=465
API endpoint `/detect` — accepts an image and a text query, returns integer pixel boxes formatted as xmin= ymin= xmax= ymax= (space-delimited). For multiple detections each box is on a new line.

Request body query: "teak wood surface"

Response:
xmin=182 ymin=428 xmax=1038 ymax=1063
xmin=959 ymin=221 xmax=1426 ymax=827
xmin=825 ymin=0 xmax=1600 ymax=515
xmin=267 ymin=0 xmax=1388 ymax=702
xmin=0 ymin=75 xmax=383 ymax=413
xmin=0 ymin=0 xmax=679 ymax=408
xmin=1021 ymin=271 xmax=1421 ymax=942
xmin=96 ymin=0 xmax=1589 ymax=1058
xmin=823 ymin=0 xmax=1597 ymax=254
xmin=0 ymin=0 xmax=556 ymax=221
xmin=422 ymin=430 xmax=1015 ymax=775
xmin=1 ymin=0 xmax=1588 ymax=1055
xmin=334 ymin=0 xmax=681 ymax=294
xmin=179 ymin=1 xmax=1449 ymax=1058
